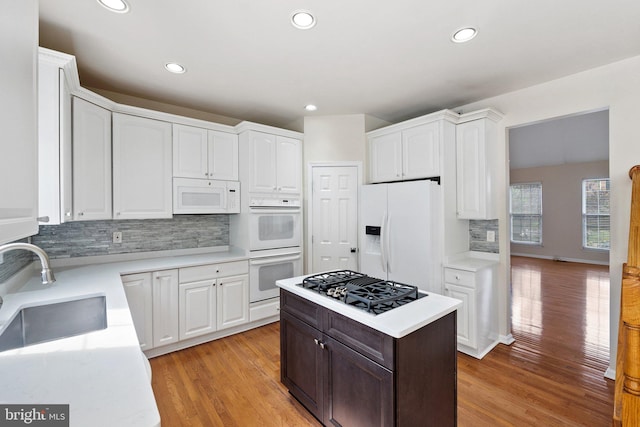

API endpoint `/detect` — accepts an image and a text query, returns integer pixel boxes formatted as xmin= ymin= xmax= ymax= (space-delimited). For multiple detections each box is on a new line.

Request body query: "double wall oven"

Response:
xmin=248 ymin=196 xmax=302 ymax=303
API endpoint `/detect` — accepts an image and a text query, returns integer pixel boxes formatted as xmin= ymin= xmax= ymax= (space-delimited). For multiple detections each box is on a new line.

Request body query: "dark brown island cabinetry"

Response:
xmin=280 ymin=289 xmax=457 ymax=427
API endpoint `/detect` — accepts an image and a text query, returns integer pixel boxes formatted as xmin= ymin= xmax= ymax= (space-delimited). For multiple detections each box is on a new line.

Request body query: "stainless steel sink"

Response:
xmin=0 ymin=296 xmax=107 ymax=352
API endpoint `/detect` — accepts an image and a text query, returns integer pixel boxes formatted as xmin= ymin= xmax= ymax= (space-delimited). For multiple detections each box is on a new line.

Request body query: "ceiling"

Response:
xmin=39 ymin=0 xmax=640 ymax=130
xmin=509 ymin=110 xmax=609 ymax=169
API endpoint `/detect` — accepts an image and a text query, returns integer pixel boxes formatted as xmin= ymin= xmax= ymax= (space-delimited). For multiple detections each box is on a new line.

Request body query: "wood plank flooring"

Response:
xmin=150 ymin=257 xmax=615 ymax=426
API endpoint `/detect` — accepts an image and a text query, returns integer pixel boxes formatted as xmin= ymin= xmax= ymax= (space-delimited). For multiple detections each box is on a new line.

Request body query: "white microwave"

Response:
xmin=173 ymin=178 xmax=240 ymax=214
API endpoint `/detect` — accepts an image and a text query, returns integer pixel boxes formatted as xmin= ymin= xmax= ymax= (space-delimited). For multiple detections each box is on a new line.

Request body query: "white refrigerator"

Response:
xmin=360 ymin=179 xmax=443 ymax=294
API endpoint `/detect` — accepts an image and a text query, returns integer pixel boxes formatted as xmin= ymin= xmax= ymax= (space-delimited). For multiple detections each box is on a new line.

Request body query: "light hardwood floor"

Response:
xmin=150 ymin=256 xmax=615 ymax=426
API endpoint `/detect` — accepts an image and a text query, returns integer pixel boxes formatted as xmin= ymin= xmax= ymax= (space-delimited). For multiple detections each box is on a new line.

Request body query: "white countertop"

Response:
xmin=0 ymin=247 xmax=248 ymax=427
xmin=443 ymin=251 xmax=499 ymax=272
xmin=276 ymin=275 xmax=462 ymax=338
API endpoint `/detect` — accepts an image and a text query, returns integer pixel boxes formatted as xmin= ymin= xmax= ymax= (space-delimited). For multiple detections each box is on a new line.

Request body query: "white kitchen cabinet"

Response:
xmin=0 ymin=0 xmax=39 ymax=244
xmin=152 ymin=269 xmax=180 ymax=347
xmin=456 ymin=111 xmax=502 ymax=219
xmin=73 ymin=97 xmax=112 ymax=221
xmin=178 ymin=260 xmax=249 ymax=340
xmin=113 ymin=113 xmax=173 ymax=219
xmin=217 ymin=274 xmax=249 ymax=330
xmin=179 ymin=279 xmax=217 ymax=339
xmin=443 ymin=256 xmax=498 ymax=359
xmin=244 ymin=131 xmax=301 ymax=194
xmin=121 ymin=272 xmax=154 ymax=351
xmin=173 ymin=124 xmax=239 ymax=181
xmin=38 ymin=50 xmax=73 ymax=225
xmin=369 ymin=122 xmax=441 ymax=183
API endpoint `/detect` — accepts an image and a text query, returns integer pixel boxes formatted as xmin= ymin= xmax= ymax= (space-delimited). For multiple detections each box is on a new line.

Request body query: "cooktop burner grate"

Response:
xmin=298 ymin=270 xmax=427 ymax=315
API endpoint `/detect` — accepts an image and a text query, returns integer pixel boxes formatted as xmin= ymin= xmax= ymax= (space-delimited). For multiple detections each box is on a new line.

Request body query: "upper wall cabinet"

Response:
xmin=0 ymin=1 xmax=39 ymax=244
xmin=456 ymin=110 xmax=503 ymax=220
xmin=113 ymin=113 xmax=173 ymax=219
xmin=38 ymin=49 xmax=73 ymax=225
xmin=73 ymin=97 xmax=112 ymax=221
xmin=369 ymin=120 xmax=443 ymax=183
xmin=173 ymin=124 xmax=239 ymax=181
xmin=240 ymin=130 xmax=302 ymax=194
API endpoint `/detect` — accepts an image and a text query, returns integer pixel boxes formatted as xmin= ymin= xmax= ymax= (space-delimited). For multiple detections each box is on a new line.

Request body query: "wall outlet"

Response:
xmin=486 ymin=230 xmax=496 ymax=242
xmin=113 ymin=231 xmax=123 ymax=244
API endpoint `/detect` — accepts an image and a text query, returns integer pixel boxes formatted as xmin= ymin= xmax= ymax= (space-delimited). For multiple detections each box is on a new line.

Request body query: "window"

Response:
xmin=510 ymin=182 xmax=542 ymax=244
xmin=582 ymin=178 xmax=610 ymax=250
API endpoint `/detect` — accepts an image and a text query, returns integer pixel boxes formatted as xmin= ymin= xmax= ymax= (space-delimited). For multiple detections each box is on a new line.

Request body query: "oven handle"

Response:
xmin=250 ymin=254 xmax=302 ymax=266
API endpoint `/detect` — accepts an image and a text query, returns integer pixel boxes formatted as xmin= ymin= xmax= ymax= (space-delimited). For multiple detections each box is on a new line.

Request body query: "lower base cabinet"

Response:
xmin=280 ymin=289 xmax=456 ymax=426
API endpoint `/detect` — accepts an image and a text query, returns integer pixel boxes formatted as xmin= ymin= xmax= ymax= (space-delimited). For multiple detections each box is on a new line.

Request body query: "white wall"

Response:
xmin=510 ymin=160 xmax=609 ymax=264
xmin=456 ymin=54 xmax=640 ymax=376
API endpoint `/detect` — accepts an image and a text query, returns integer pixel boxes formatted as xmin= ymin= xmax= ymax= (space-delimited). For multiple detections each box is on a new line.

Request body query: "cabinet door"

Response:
xmin=369 ymin=132 xmax=402 ymax=183
xmin=121 ymin=272 xmax=153 ymax=351
xmin=208 ymin=130 xmax=239 ymax=181
xmin=456 ymin=119 xmax=488 ymax=219
xmin=173 ymin=124 xmax=208 ymax=179
xmin=72 ymin=97 xmax=112 ymax=221
xmin=275 ymin=136 xmax=301 ymax=193
xmin=280 ymin=311 xmax=324 ymax=421
xmin=324 ymin=335 xmax=394 ymax=427
xmin=249 ymin=131 xmax=278 ymax=193
xmin=113 ymin=113 xmax=173 ymax=219
xmin=216 ymin=274 xmax=249 ymax=330
xmin=179 ymin=279 xmax=217 ymax=339
xmin=152 ymin=269 xmax=179 ymax=347
xmin=0 ymin=0 xmax=39 ymax=244
xmin=402 ymin=122 xmax=440 ymax=180
xmin=445 ymin=283 xmax=476 ymax=349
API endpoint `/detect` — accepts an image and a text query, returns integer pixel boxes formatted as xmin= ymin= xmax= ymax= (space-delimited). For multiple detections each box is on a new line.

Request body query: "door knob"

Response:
xmin=350 ymin=248 xmax=357 ymax=253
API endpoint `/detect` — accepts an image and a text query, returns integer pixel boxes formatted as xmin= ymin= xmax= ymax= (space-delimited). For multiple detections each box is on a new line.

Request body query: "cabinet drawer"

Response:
xmin=444 ymin=268 xmax=475 ymax=287
xmin=325 ymin=310 xmax=394 ymax=370
xmin=180 ymin=260 xmax=248 ymax=283
xmin=250 ymin=298 xmax=280 ymax=322
xmin=280 ymin=290 xmax=324 ymax=329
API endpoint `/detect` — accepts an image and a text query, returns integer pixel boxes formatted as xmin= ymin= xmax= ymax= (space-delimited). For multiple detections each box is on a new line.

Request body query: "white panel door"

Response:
xmin=152 ymin=269 xmax=179 ymax=347
xmin=217 ymin=274 xmax=249 ymax=330
xmin=72 ymin=97 xmax=112 ymax=221
xmin=172 ymin=124 xmax=208 ymax=179
xmin=121 ymin=272 xmax=153 ymax=350
xmin=402 ymin=122 xmax=440 ymax=180
xmin=113 ymin=113 xmax=173 ymax=219
xmin=208 ymin=130 xmax=239 ymax=181
xmin=312 ymin=166 xmax=359 ymax=273
xmin=179 ymin=279 xmax=216 ymax=339
xmin=276 ymin=136 xmax=302 ymax=193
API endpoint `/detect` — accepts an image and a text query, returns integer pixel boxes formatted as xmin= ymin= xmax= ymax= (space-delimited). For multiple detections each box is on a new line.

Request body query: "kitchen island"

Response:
xmin=276 ymin=274 xmax=462 ymax=427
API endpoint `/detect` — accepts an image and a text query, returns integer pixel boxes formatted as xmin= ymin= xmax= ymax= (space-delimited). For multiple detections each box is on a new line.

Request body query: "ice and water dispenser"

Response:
xmin=364 ymin=225 xmax=382 ymax=256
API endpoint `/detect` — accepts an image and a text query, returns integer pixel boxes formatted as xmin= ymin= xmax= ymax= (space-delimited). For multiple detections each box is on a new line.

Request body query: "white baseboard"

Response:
xmin=510 ymin=253 xmax=609 ymax=266
xmin=604 ymin=367 xmax=616 ymax=380
xmin=500 ymin=334 xmax=515 ymax=345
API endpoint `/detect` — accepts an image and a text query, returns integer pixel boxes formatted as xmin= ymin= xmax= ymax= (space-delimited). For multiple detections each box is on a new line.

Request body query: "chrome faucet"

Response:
xmin=0 ymin=243 xmax=56 ymax=285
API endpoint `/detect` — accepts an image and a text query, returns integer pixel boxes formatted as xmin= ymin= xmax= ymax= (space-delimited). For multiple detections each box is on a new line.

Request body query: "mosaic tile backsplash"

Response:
xmin=469 ymin=219 xmax=499 ymax=253
xmin=0 ymin=215 xmax=229 ymax=282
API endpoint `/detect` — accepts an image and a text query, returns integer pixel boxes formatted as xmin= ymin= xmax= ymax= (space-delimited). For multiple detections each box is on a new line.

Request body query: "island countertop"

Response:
xmin=276 ymin=274 xmax=462 ymax=338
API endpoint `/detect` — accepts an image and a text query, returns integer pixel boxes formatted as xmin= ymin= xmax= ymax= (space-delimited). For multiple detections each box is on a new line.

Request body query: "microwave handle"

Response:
xmin=250 ymin=254 xmax=301 ymax=266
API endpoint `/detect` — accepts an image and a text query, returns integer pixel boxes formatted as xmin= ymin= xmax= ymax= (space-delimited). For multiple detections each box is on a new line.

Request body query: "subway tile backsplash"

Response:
xmin=469 ymin=219 xmax=499 ymax=253
xmin=0 ymin=215 xmax=229 ymax=284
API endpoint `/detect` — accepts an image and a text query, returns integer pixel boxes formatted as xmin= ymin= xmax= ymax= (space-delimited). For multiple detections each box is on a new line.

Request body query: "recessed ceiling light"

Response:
xmin=291 ymin=11 xmax=316 ymax=30
xmin=304 ymin=104 xmax=318 ymax=112
xmin=451 ymin=27 xmax=478 ymax=43
xmin=97 ymin=0 xmax=130 ymax=13
xmin=165 ymin=62 xmax=186 ymax=74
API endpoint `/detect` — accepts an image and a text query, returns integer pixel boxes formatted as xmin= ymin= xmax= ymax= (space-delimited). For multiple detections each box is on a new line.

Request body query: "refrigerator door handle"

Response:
xmin=380 ymin=212 xmax=388 ymax=273
xmin=386 ymin=214 xmax=392 ymax=274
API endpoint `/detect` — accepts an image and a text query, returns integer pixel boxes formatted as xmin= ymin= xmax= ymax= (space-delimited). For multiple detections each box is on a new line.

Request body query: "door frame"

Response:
xmin=306 ymin=161 xmax=363 ymax=274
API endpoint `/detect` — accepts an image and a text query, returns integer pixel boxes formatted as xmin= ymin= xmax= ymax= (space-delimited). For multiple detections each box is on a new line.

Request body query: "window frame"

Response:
xmin=509 ymin=182 xmax=543 ymax=245
xmin=582 ymin=178 xmax=610 ymax=251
